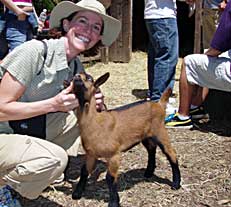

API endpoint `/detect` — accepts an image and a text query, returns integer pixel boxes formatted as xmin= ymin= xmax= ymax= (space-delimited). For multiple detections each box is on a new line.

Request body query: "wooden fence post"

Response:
xmin=194 ymin=0 xmax=203 ymax=53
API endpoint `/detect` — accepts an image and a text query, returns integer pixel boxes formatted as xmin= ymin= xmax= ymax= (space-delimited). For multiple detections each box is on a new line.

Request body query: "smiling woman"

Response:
xmin=0 ymin=0 xmax=121 ymax=206
xmin=63 ymin=11 xmax=103 ymax=54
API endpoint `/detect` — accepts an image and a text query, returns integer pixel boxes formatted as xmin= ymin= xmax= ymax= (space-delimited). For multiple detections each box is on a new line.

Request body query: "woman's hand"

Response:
xmin=37 ymin=20 xmax=45 ymax=33
xmin=95 ymin=89 xmax=106 ymax=111
xmin=219 ymin=0 xmax=227 ymax=11
xmin=52 ymin=83 xmax=79 ymax=112
xmin=52 ymin=84 xmax=105 ymax=112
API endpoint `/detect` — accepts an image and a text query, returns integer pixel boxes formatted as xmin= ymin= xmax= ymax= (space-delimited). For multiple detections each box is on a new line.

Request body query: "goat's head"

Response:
xmin=67 ymin=72 xmax=110 ymax=110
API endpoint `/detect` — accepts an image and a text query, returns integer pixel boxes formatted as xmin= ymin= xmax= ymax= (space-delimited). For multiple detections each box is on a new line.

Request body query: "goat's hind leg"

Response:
xmin=155 ymin=127 xmax=181 ymax=190
xmin=72 ymin=155 xmax=96 ymax=199
xmin=142 ymin=138 xmax=157 ymax=178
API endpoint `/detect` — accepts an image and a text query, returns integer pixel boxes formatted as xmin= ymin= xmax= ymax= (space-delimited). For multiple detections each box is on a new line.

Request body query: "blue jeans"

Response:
xmin=145 ymin=18 xmax=179 ymax=101
xmin=5 ymin=11 xmax=37 ymax=52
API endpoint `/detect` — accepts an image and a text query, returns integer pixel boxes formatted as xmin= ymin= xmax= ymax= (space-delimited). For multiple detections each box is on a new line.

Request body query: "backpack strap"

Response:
xmin=38 ymin=40 xmax=85 ymax=76
xmin=41 ymin=40 xmax=48 ymax=61
xmin=69 ymin=56 xmax=85 ymax=75
xmin=36 ymin=40 xmax=48 ymax=75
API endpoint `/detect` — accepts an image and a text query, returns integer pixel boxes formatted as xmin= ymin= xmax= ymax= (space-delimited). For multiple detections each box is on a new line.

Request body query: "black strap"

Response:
xmin=36 ymin=40 xmax=47 ymax=75
xmin=41 ymin=40 xmax=48 ymax=61
xmin=39 ymin=40 xmax=84 ymax=76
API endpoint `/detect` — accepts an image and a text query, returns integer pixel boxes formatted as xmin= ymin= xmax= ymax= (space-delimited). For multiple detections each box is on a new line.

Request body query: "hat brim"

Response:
xmin=49 ymin=1 xmax=121 ymax=46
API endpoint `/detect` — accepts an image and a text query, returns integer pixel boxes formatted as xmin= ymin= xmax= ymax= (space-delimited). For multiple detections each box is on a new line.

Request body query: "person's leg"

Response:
xmin=191 ymin=86 xmax=209 ymax=106
xmin=202 ymin=8 xmax=218 ymax=50
xmin=0 ymin=135 xmax=68 ymax=199
xmin=166 ymin=54 xmax=231 ymax=128
xmin=145 ymin=18 xmax=178 ymax=102
xmin=145 ymin=20 xmax=155 ymax=99
xmin=46 ymin=111 xmax=81 ymax=157
xmin=178 ymin=59 xmax=194 ymax=117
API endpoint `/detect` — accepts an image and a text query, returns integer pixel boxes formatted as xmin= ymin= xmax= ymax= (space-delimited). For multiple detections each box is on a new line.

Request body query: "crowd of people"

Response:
xmin=0 ymin=0 xmax=230 ymax=206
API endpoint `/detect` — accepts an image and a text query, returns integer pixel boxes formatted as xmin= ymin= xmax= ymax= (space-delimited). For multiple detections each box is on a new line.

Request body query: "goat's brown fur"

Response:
xmin=70 ymin=72 xmax=181 ymax=207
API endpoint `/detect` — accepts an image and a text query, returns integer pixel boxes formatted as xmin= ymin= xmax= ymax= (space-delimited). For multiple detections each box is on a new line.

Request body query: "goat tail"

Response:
xmin=159 ymin=88 xmax=172 ymax=109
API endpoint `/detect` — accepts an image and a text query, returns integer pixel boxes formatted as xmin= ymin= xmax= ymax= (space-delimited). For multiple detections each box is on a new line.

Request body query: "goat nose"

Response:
xmin=74 ymin=74 xmax=81 ymax=80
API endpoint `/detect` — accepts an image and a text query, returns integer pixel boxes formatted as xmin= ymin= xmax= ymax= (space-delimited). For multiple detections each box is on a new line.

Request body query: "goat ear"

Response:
xmin=94 ymin=72 xmax=110 ymax=88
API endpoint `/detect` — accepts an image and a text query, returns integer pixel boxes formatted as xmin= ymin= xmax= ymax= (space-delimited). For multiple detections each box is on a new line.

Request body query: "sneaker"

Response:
xmin=52 ymin=173 xmax=65 ymax=185
xmin=165 ymin=113 xmax=193 ymax=129
xmin=0 ymin=185 xmax=21 ymax=207
xmin=189 ymin=106 xmax=209 ymax=119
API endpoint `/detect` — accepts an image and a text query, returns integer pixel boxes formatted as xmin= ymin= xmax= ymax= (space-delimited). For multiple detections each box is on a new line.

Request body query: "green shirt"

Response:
xmin=0 ymin=37 xmax=78 ymax=133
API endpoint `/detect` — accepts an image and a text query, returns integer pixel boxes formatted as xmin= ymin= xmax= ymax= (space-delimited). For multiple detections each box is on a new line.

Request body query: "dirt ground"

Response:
xmin=19 ymin=52 xmax=231 ymax=207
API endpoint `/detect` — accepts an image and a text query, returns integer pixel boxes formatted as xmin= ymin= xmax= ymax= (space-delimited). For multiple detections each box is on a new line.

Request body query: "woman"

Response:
xmin=0 ymin=0 xmax=121 ymax=205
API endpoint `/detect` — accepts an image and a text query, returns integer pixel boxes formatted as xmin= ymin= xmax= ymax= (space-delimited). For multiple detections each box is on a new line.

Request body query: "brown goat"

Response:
xmin=70 ymin=72 xmax=181 ymax=207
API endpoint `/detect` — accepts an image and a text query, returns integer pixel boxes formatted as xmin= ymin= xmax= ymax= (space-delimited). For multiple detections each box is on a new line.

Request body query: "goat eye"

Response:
xmin=86 ymin=75 xmax=93 ymax=82
xmin=88 ymin=77 xmax=93 ymax=82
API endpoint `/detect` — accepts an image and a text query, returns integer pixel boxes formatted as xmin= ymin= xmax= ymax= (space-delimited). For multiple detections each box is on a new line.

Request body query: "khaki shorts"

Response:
xmin=202 ymin=8 xmax=220 ymax=49
xmin=0 ymin=111 xmax=80 ymax=199
xmin=185 ymin=54 xmax=231 ymax=92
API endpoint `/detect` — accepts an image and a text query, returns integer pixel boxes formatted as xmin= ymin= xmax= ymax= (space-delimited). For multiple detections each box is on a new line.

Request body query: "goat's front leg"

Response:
xmin=142 ymin=138 xmax=157 ymax=178
xmin=106 ymin=154 xmax=120 ymax=207
xmin=72 ymin=155 xmax=96 ymax=199
xmin=72 ymin=163 xmax=88 ymax=199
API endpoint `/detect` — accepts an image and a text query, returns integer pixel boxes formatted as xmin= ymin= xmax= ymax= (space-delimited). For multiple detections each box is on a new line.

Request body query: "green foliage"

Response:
xmin=34 ymin=0 xmax=79 ymax=13
xmin=34 ymin=0 xmax=60 ymax=13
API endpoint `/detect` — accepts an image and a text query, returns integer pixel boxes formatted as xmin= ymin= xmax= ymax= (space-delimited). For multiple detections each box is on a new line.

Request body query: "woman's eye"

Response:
xmin=92 ymin=25 xmax=101 ymax=33
xmin=77 ymin=18 xmax=88 ymax=25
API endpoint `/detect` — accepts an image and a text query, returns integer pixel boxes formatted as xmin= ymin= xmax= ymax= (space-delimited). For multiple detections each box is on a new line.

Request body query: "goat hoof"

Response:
xmin=108 ymin=201 xmax=120 ymax=207
xmin=171 ymin=182 xmax=181 ymax=190
xmin=144 ymin=171 xmax=153 ymax=178
xmin=72 ymin=190 xmax=82 ymax=200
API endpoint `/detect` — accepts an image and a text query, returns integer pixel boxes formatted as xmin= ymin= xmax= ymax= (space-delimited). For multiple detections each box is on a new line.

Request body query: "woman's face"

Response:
xmin=64 ymin=11 xmax=103 ymax=53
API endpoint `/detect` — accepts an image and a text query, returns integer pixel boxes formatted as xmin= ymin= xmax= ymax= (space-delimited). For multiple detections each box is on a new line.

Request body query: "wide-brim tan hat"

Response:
xmin=49 ymin=0 xmax=121 ymax=46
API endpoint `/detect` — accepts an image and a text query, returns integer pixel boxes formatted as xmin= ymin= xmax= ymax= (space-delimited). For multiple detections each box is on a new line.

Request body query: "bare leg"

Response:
xmin=191 ymin=87 xmax=209 ymax=106
xmin=178 ymin=59 xmax=195 ymax=116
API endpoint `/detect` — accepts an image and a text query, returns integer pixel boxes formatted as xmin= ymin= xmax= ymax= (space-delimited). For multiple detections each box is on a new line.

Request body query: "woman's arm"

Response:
xmin=1 ymin=0 xmax=28 ymax=16
xmin=0 ymin=71 xmax=79 ymax=121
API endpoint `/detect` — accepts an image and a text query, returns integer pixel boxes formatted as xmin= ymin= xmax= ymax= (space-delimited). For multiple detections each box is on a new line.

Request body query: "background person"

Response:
xmin=165 ymin=0 xmax=231 ymax=129
xmin=144 ymin=0 xmax=178 ymax=115
xmin=202 ymin=0 xmax=227 ymax=50
xmin=0 ymin=0 xmax=28 ymax=60
xmin=4 ymin=0 xmax=38 ymax=53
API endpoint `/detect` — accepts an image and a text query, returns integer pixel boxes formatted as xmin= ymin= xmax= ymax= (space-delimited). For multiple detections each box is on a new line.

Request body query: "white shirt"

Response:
xmin=144 ymin=0 xmax=177 ymax=19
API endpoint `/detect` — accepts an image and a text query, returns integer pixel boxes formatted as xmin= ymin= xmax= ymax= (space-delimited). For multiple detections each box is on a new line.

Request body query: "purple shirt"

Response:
xmin=211 ymin=0 xmax=231 ymax=52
